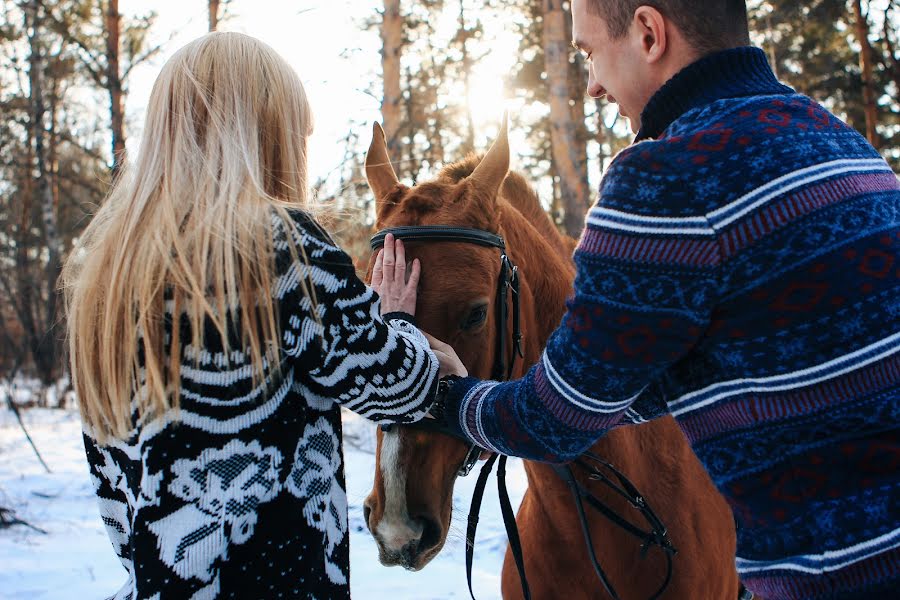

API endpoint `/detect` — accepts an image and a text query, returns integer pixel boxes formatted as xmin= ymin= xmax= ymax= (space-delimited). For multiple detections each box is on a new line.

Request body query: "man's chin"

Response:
xmin=627 ymin=116 xmax=640 ymax=134
xmin=618 ymin=110 xmax=640 ymax=134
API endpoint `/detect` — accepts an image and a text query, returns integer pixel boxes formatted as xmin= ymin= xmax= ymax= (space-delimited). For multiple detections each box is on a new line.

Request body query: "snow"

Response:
xmin=0 ymin=408 xmax=526 ymax=599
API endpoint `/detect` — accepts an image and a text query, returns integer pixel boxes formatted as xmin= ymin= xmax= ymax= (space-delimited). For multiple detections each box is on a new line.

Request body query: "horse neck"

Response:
xmin=497 ymin=201 xmax=575 ymax=353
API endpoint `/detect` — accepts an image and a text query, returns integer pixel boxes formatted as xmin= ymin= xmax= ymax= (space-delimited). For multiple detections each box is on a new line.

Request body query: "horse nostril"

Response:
xmin=363 ymin=500 xmax=373 ymax=531
xmin=416 ymin=515 xmax=442 ymax=553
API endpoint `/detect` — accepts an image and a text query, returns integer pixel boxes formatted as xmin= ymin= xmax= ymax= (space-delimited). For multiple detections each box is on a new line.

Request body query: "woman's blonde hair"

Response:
xmin=62 ymin=32 xmax=316 ymax=442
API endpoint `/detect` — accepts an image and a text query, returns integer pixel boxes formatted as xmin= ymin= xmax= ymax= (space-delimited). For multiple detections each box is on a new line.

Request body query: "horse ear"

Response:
xmin=469 ymin=112 xmax=510 ymax=202
xmin=365 ymin=122 xmax=401 ymax=204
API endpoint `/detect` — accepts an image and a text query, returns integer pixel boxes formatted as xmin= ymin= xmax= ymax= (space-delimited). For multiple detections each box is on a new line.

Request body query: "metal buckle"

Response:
xmin=458 ymin=444 xmax=482 ymax=477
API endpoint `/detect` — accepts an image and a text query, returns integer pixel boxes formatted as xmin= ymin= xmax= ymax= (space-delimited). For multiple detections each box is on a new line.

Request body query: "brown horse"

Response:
xmin=362 ymin=121 xmax=740 ymax=599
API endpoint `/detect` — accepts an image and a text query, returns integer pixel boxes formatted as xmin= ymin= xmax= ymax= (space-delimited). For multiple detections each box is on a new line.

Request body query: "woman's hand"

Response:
xmin=423 ymin=333 xmax=469 ymax=379
xmin=372 ymin=233 xmax=421 ymax=316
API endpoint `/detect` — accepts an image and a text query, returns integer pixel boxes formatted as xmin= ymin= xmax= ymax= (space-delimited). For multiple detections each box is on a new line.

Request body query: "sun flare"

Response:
xmin=467 ymin=66 xmax=510 ymax=137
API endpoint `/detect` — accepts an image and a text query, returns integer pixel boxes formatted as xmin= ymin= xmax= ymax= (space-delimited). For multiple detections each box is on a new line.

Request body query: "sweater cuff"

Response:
xmin=383 ymin=311 xmax=416 ymax=327
xmin=444 ymin=376 xmax=486 ymax=446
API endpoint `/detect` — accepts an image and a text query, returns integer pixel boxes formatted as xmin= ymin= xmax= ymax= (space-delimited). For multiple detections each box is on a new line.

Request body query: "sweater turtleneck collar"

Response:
xmin=635 ymin=46 xmax=794 ymax=141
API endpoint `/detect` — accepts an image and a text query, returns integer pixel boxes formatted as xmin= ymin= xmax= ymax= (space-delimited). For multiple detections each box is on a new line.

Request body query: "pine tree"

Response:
xmin=0 ymin=0 xmax=119 ymax=386
xmin=45 ymin=0 xmax=160 ymax=177
xmin=749 ymin=0 xmax=899 ymax=168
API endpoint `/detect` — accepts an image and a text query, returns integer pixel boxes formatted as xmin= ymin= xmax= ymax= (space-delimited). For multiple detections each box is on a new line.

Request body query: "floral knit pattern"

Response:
xmin=83 ymin=210 xmax=439 ymax=599
xmin=287 ymin=417 xmax=348 ymax=585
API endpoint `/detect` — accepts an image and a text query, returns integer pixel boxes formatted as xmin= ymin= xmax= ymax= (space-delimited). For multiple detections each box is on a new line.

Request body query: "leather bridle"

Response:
xmin=371 ymin=225 xmax=524 ymax=478
xmin=370 ymin=225 xmax=523 ymax=382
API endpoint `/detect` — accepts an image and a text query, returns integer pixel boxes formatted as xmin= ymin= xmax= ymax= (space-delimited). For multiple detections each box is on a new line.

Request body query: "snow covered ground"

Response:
xmin=0 ymin=407 xmax=526 ymax=599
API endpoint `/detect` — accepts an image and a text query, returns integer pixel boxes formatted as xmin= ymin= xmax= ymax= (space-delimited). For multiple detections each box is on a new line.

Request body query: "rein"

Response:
xmin=370 ymin=225 xmax=676 ymax=600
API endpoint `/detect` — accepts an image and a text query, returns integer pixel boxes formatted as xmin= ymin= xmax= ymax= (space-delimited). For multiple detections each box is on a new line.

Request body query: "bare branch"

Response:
xmin=4 ymin=383 xmax=52 ymax=474
xmin=42 ymin=10 xmax=105 ymax=85
xmin=0 ymin=506 xmax=49 ymax=534
xmin=121 ymin=40 xmax=163 ymax=80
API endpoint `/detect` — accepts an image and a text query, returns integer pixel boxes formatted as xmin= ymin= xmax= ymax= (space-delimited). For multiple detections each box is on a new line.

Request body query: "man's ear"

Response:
xmin=633 ymin=6 xmax=668 ymax=63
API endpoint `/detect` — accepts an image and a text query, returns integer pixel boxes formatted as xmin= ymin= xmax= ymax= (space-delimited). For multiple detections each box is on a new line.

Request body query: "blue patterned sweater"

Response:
xmin=443 ymin=47 xmax=900 ymax=599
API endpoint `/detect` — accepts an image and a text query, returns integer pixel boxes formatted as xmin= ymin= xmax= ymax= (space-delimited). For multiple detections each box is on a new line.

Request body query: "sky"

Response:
xmin=122 ymin=0 xmax=522 ymax=188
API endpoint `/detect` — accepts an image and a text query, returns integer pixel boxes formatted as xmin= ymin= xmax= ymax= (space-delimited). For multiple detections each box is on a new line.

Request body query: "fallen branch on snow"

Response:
xmin=0 ymin=506 xmax=48 ymax=534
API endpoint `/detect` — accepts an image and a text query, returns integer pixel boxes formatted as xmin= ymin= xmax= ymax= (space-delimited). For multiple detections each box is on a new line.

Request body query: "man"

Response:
xmin=428 ymin=1 xmax=900 ymax=598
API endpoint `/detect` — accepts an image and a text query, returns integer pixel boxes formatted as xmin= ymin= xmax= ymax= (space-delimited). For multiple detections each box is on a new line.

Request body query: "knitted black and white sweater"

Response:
xmin=83 ymin=210 xmax=439 ymax=599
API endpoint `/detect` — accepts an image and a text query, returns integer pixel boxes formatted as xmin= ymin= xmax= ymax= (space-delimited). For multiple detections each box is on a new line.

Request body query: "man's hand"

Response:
xmin=372 ymin=233 xmax=421 ymax=316
xmin=423 ymin=333 xmax=469 ymax=379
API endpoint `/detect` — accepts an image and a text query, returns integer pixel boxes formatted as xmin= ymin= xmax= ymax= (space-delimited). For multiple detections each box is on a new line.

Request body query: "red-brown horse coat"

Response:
xmin=363 ymin=122 xmax=739 ymax=599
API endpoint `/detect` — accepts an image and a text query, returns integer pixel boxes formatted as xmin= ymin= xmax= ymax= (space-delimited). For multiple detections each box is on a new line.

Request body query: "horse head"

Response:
xmin=361 ymin=118 xmax=543 ymax=571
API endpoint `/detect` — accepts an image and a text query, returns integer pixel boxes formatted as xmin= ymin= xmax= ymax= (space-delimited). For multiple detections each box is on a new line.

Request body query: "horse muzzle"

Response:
xmin=368 ymin=511 xmax=443 ymax=571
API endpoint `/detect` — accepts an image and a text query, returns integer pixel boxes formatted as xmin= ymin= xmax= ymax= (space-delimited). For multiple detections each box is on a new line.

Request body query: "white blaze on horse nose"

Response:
xmin=375 ymin=428 xmax=422 ymax=550
xmin=377 ymin=517 xmax=424 ymax=552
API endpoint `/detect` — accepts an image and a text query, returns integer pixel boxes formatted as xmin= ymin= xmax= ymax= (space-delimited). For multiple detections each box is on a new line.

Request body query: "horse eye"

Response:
xmin=462 ymin=305 xmax=488 ymax=330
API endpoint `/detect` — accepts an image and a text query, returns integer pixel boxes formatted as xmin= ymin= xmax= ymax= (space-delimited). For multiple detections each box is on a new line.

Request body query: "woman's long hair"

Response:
xmin=62 ymin=32 xmax=317 ymax=442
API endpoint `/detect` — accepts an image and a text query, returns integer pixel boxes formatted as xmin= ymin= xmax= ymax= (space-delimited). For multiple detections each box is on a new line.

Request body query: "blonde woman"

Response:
xmin=62 ymin=32 xmax=439 ymax=599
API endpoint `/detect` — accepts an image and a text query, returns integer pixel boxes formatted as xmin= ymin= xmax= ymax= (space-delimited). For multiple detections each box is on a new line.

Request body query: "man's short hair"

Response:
xmin=589 ymin=0 xmax=751 ymax=55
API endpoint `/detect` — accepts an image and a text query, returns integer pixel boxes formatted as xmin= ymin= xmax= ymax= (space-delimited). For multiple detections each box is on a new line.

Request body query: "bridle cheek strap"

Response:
xmin=371 ymin=225 xmax=523 ymax=478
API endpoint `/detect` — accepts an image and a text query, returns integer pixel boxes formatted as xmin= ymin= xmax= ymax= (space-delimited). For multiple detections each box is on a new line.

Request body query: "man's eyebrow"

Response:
xmin=571 ymin=38 xmax=588 ymax=52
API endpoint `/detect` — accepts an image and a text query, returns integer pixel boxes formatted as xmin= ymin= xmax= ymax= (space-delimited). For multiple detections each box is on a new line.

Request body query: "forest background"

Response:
xmin=1 ymin=0 xmax=898 ymax=399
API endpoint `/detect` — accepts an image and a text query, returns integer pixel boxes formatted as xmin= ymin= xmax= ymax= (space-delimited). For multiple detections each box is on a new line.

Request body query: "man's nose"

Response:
xmin=586 ymin=67 xmax=603 ymax=98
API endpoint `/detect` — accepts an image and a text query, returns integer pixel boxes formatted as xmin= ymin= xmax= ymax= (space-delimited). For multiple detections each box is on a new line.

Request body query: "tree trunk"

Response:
xmin=209 ymin=0 xmax=220 ymax=31
xmin=458 ymin=0 xmax=475 ymax=151
xmin=882 ymin=4 xmax=900 ymax=96
xmin=14 ymin=170 xmax=37 ymax=376
xmin=765 ymin=11 xmax=779 ymax=79
xmin=106 ymin=0 xmax=126 ymax=177
xmin=403 ymin=61 xmax=416 ymax=183
xmin=595 ymin=97 xmax=609 ymax=170
xmin=852 ymin=0 xmax=879 ymax=148
xmin=25 ymin=0 xmax=63 ymax=382
xmin=380 ymin=0 xmax=403 ymax=159
xmin=543 ymin=0 xmax=591 ymax=237
xmin=425 ymin=58 xmax=446 ymax=166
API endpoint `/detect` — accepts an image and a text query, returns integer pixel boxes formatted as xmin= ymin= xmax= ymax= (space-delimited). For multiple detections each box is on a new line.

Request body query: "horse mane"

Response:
xmin=438 ymin=156 xmax=572 ymax=258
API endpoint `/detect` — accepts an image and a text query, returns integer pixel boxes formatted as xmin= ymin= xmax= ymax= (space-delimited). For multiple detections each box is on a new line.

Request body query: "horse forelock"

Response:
xmin=381 ymin=181 xmax=495 ymax=234
xmin=382 ymin=156 xmax=560 ymax=244
xmin=436 ymin=153 xmax=483 ymax=183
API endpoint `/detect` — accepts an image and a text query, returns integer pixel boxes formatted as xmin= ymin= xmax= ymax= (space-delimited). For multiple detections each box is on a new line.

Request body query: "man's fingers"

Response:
xmin=371 ymin=249 xmax=384 ymax=288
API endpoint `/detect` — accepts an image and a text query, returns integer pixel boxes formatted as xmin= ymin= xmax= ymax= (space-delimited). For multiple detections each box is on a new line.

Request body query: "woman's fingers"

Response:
xmin=371 ymin=249 xmax=384 ymax=289
xmin=423 ymin=331 xmax=444 ymax=350
xmin=377 ymin=234 xmax=418 ymax=315
xmin=394 ymin=238 xmax=407 ymax=284
xmin=406 ymin=258 xmax=421 ymax=290
xmin=422 ymin=332 xmax=469 ymax=378
xmin=424 ymin=332 xmax=453 ymax=355
xmin=381 ymin=233 xmax=396 ymax=285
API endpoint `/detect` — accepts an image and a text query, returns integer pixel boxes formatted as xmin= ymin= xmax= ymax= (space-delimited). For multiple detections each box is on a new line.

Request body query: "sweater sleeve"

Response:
xmin=275 ymin=211 xmax=439 ymax=424
xmin=444 ymin=147 xmax=722 ymax=462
